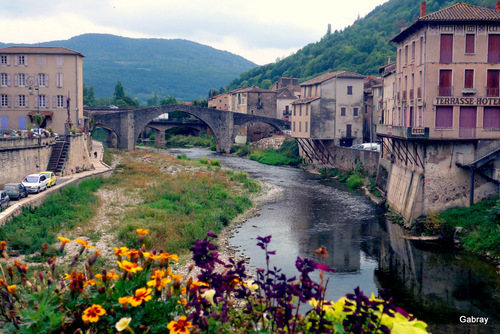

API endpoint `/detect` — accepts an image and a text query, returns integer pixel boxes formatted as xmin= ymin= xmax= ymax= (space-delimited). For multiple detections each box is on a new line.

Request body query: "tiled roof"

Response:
xmin=292 ymin=97 xmax=320 ymax=104
xmin=300 ymin=71 xmax=364 ymax=86
xmin=392 ymin=3 xmax=500 ymax=43
xmin=0 ymin=46 xmax=84 ymax=57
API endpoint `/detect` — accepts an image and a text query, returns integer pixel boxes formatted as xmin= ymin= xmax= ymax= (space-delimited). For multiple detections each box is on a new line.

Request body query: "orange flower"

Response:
xmin=117 ymin=260 xmax=143 ymax=273
xmin=0 ymin=241 xmax=7 ymax=251
xmin=75 ymin=239 xmax=95 ymax=249
xmin=128 ymin=287 xmax=153 ymax=307
xmin=7 ymin=285 xmax=16 ymax=294
xmin=142 ymin=252 xmax=156 ymax=260
xmin=126 ymin=249 xmax=140 ymax=259
xmin=114 ymin=247 xmax=129 ymax=257
xmin=158 ymin=252 xmax=179 ymax=262
xmin=57 ymin=236 xmax=71 ymax=245
xmin=136 ymin=228 xmax=149 ymax=236
xmin=177 ymin=298 xmax=187 ymax=306
xmin=167 ymin=316 xmax=193 ymax=334
xmin=83 ymin=279 xmax=96 ymax=287
xmin=118 ymin=296 xmax=131 ymax=306
xmin=82 ymin=304 xmax=106 ymax=323
xmin=147 ymin=269 xmax=171 ymax=291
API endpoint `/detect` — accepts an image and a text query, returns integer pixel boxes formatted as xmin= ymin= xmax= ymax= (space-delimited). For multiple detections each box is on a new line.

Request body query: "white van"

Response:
xmin=360 ymin=143 xmax=380 ymax=151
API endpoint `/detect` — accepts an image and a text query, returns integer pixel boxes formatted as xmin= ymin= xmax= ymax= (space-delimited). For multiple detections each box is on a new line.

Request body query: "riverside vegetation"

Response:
xmin=0 ymin=149 xmax=428 ymax=333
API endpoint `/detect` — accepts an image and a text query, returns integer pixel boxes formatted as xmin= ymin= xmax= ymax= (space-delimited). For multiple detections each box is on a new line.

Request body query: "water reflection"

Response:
xmin=164 ymin=148 xmax=500 ymax=333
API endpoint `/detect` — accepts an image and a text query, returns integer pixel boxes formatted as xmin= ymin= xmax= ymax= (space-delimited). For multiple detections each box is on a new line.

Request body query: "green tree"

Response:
xmin=147 ymin=93 xmax=159 ymax=106
xmin=113 ymin=81 xmax=126 ymax=101
xmin=160 ymin=96 xmax=177 ymax=105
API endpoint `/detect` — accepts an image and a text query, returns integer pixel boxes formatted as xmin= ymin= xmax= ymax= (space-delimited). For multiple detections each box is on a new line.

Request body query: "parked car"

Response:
xmin=22 ymin=174 xmax=48 ymax=193
xmin=31 ymin=128 xmax=50 ymax=137
xmin=361 ymin=143 xmax=380 ymax=151
xmin=2 ymin=183 xmax=28 ymax=200
xmin=0 ymin=190 xmax=9 ymax=211
xmin=40 ymin=171 xmax=57 ymax=187
xmin=350 ymin=144 xmax=364 ymax=149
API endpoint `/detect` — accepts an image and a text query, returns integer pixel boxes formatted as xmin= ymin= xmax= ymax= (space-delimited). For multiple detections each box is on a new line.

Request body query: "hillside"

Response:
xmin=226 ymin=0 xmax=499 ymax=90
xmin=0 ymin=34 xmax=257 ymax=103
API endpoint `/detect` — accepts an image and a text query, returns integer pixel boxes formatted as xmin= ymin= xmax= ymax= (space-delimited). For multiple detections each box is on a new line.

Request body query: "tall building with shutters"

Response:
xmin=0 ymin=46 xmax=84 ymax=135
xmin=376 ymin=2 xmax=500 ymax=221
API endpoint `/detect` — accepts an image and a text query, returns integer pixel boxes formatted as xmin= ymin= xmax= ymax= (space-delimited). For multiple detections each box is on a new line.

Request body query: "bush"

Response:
xmin=346 ymin=173 xmax=364 ymax=190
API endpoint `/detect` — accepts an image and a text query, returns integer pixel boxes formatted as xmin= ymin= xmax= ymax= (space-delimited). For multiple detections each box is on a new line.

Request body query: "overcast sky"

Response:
xmin=1 ymin=0 xmax=388 ymax=65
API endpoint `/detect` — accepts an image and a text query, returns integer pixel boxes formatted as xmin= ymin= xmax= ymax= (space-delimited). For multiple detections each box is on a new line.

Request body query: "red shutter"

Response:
xmin=464 ymin=70 xmax=474 ymax=89
xmin=487 ymin=70 xmax=500 ymax=97
xmin=439 ymin=70 xmax=452 ymax=96
xmin=440 ymin=34 xmax=453 ymax=63
xmin=459 ymin=107 xmax=477 ymax=128
xmin=488 ymin=34 xmax=500 ymax=63
xmin=436 ymin=106 xmax=453 ymax=128
xmin=484 ymin=107 xmax=500 ymax=129
xmin=465 ymin=34 xmax=475 ymax=54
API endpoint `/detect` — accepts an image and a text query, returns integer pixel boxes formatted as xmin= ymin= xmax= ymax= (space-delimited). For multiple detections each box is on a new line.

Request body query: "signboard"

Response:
xmin=434 ymin=97 xmax=500 ymax=106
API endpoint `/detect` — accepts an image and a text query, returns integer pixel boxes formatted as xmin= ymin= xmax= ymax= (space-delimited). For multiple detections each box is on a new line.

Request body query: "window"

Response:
xmin=439 ymin=69 xmax=452 ymax=96
xmin=38 ymin=55 xmax=46 ymax=67
xmin=18 ymin=116 xmax=26 ymax=130
xmin=17 ymin=55 xmax=25 ymax=65
xmin=420 ymin=36 xmax=424 ymax=64
xmin=465 ymin=34 xmax=475 ymax=54
xmin=38 ymin=95 xmax=46 ymax=108
xmin=487 ymin=70 xmax=499 ymax=97
xmin=293 ymin=121 xmax=295 ymax=132
xmin=464 ymin=69 xmax=474 ymax=89
xmin=57 ymin=95 xmax=65 ymax=108
xmin=299 ymin=105 xmax=302 ymax=116
xmin=305 ymin=104 xmax=308 ymax=116
xmin=305 ymin=121 xmax=308 ymax=133
xmin=1 ymin=73 xmax=7 ymax=86
xmin=347 ymin=86 xmax=353 ymax=95
xmin=435 ymin=106 xmax=453 ymax=128
xmin=18 ymin=73 xmax=25 ymax=87
xmin=411 ymin=41 xmax=415 ymax=61
xmin=353 ymin=108 xmax=358 ymax=116
xmin=0 ymin=56 xmax=7 ymax=65
xmin=18 ymin=95 xmax=26 ymax=107
xmin=38 ymin=73 xmax=46 ymax=87
xmin=299 ymin=122 xmax=301 ymax=132
xmin=1 ymin=95 xmax=8 ymax=107
xmin=405 ymin=45 xmax=408 ymax=64
xmin=398 ymin=49 xmax=402 ymax=71
xmin=488 ymin=34 xmax=500 ymax=63
xmin=56 ymin=55 xmax=63 ymax=67
xmin=1 ymin=116 xmax=7 ymax=128
xmin=484 ymin=107 xmax=500 ymax=129
xmin=341 ymin=107 xmax=346 ymax=116
xmin=440 ymin=34 xmax=453 ymax=63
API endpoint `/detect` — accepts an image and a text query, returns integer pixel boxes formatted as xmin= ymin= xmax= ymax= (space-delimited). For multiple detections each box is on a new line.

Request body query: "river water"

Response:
xmin=167 ymin=147 xmax=500 ymax=333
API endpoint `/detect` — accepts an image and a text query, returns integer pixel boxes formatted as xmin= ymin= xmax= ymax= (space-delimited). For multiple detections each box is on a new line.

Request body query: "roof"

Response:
xmin=292 ymin=96 xmax=320 ymax=104
xmin=0 ymin=46 xmax=84 ymax=57
xmin=392 ymin=3 xmax=500 ymax=43
xmin=232 ymin=86 xmax=274 ymax=94
xmin=300 ymin=71 xmax=365 ymax=86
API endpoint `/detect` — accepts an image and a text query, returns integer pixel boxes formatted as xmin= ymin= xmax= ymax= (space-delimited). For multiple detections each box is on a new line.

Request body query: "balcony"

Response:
xmin=438 ymin=86 xmax=453 ymax=96
xmin=486 ymin=87 xmax=500 ymax=97
xmin=376 ymin=124 xmax=429 ymax=139
xmin=402 ymin=91 xmax=407 ymax=101
xmin=377 ymin=124 xmax=500 ymax=141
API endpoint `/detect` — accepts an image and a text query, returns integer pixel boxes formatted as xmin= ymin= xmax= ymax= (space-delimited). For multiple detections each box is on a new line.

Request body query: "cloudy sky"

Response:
xmin=1 ymin=0 xmax=388 ymax=65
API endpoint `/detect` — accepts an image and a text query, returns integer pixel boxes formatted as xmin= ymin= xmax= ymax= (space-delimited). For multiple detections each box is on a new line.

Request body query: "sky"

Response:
xmin=0 ymin=0 xmax=388 ymax=65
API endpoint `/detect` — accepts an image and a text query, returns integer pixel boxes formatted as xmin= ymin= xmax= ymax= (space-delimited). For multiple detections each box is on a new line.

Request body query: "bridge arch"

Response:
xmin=91 ymin=105 xmax=290 ymax=152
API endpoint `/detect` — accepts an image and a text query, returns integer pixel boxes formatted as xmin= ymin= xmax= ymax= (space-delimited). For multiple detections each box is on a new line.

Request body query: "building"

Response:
xmin=0 ymin=46 xmax=84 ymax=135
xmin=207 ymin=92 xmax=230 ymax=111
xmin=376 ymin=2 xmax=500 ymax=221
xmin=291 ymin=71 xmax=365 ymax=147
xmin=363 ymin=76 xmax=383 ymax=143
xmin=270 ymin=77 xmax=301 ymax=120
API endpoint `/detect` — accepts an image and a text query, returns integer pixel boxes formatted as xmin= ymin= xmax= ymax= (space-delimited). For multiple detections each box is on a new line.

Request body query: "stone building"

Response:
xmin=291 ymin=71 xmax=365 ymax=163
xmin=270 ymin=77 xmax=300 ymax=121
xmin=363 ymin=76 xmax=383 ymax=143
xmin=376 ymin=2 xmax=500 ymax=221
xmin=0 ymin=46 xmax=84 ymax=135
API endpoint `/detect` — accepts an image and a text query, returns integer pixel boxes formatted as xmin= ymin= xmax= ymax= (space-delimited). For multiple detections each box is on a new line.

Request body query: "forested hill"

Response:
xmin=226 ymin=0 xmax=498 ymax=91
xmin=0 ymin=34 xmax=257 ymax=103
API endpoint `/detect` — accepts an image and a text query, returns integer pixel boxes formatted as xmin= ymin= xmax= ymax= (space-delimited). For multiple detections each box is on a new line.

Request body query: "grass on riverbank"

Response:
xmin=0 ymin=149 xmax=258 ymax=261
xmin=319 ymin=164 xmax=381 ymax=195
xmin=437 ymin=196 xmax=500 ymax=256
xmin=234 ymin=137 xmax=302 ymax=166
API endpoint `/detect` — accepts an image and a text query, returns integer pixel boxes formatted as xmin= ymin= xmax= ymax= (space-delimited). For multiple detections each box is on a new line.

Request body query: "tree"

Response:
xmin=147 ymin=93 xmax=159 ymax=106
xmin=113 ymin=81 xmax=126 ymax=102
xmin=160 ymin=96 xmax=177 ymax=105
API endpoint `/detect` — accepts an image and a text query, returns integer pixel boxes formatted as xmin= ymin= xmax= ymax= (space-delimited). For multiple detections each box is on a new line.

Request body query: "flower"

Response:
xmin=244 ymin=280 xmax=259 ymax=292
xmin=136 ymin=228 xmax=149 ymax=236
xmin=75 ymin=239 xmax=95 ymax=249
xmin=114 ymin=247 xmax=129 ymax=257
xmin=57 ymin=236 xmax=71 ymax=245
xmin=118 ymin=296 xmax=131 ymax=306
xmin=126 ymin=249 xmax=140 ymax=259
xmin=201 ymin=289 xmax=216 ymax=305
xmin=115 ymin=317 xmax=133 ymax=332
xmin=82 ymin=304 xmax=106 ymax=323
xmin=0 ymin=241 xmax=6 ymax=252
xmin=167 ymin=316 xmax=193 ymax=334
xmin=7 ymin=285 xmax=16 ymax=294
xmin=117 ymin=260 xmax=143 ymax=273
xmin=128 ymin=287 xmax=153 ymax=307
xmin=147 ymin=269 xmax=172 ymax=291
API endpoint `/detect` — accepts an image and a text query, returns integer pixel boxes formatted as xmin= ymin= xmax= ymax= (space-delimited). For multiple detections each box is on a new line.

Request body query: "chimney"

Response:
xmin=497 ymin=1 xmax=500 ymax=11
xmin=420 ymin=1 xmax=427 ymax=17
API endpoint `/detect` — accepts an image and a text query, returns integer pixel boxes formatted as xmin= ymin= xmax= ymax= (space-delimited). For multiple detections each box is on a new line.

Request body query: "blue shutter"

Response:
xmin=1 ymin=116 xmax=8 ymax=128
xmin=18 ymin=116 xmax=26 ymax=130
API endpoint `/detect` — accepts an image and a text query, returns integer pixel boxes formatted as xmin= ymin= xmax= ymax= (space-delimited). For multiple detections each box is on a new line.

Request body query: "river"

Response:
xmin=167 ymin=147 xmax=500 ymax=333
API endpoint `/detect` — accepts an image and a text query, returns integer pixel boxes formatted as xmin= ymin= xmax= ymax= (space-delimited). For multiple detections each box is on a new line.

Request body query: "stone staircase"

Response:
xmin=456 ymin=139 xmax=500 ymax=183
xmin=47 ymin=136 xmax=70 ymax=175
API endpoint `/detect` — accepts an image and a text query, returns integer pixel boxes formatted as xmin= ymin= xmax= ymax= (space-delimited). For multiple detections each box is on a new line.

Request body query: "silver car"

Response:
xmin=22 ymin=174 xmax=48 ymax=194
xmin=0 ymin=190 xmax=10 ymax=211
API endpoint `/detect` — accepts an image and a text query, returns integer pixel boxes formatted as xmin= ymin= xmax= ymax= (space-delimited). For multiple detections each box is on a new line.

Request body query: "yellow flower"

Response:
xmin=118 ymin=296 xmax=131 ymax=306
xmin=167 ymin=316 xmax=193 ymax=334
xmin=177 ymin=298 xmax=187 ymax=306
xmin=57 ymin=236 xmax=71 ymax=245
xmin=244 ymin=280 xmax=259 ymax=292
xmin=75 ymin=239 xmax=95 ymax=249
xmin=117 ymin=260 xmax=143 ymax=273
xmin=7 ymin=285 xmax=16 ymax=294
xmin=143 ymin=252 xmax=156 ymax=260
xmin=115 ymin=317 xmax=132 ymax=332
xmin=126 ymin=249 xmax=140 ymax=259
xmin=136 ymin=228 xmax=149 ymax=235
xmin=147 ymin=274 xmax=171 ymax=291
xmin=83 ymin=279 xmax=96 ymax=287
xmin=82 ymin=304 xmax=106 ymax=323
xmin=128 ymin=287 xmax=153 ymax=307
xmin=158 ymin=252 xmax=179 ymax=262
xmin=167 ymin=268 xmax=183 ymax=281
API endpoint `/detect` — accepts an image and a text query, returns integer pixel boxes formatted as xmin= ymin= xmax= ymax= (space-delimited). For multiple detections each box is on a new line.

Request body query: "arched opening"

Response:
xmin=92 ymin=125 xmax=120 ymax=149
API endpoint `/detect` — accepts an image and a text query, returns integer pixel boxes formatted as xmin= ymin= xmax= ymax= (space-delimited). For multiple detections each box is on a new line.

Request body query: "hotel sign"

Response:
xmin=434 ymin=97 xmax=500 ymax=106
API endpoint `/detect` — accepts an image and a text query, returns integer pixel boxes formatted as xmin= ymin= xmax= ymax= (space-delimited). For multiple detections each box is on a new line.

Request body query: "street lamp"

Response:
xmin=26 ymin=75 xmax=40 ymax=114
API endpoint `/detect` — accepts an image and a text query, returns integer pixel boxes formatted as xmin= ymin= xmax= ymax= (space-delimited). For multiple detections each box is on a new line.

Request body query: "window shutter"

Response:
xmin=14 ymin=57 xmax=18 ymax=66
xmin=24 ymin=55 xmax=28 ymax=66
xmin=46 ymin=95 xmax=50 ymax=108
xmin=440 ymin=34 xmax=453 ymax=63
xmin=7 ymin=95 xmax=11 ymax=108
xmin=7 ymin=74 xmax=11 ymax=87
xmin=488 ymin=34 xmax=500 ymax=63
xmin=53 ymin=95 xmax=57 ymax=108
xmin=14 ymin=95 xmax=18 ymax=108
xmin=6 ymin=55 xmax=10 ymax=66
xmin=45 ymin=74 xmax=49 ymax=87
xmin=14 ymin=74 xmax=18 ymax=87
xmin=26 ymin=96 xmax=29 ymax=108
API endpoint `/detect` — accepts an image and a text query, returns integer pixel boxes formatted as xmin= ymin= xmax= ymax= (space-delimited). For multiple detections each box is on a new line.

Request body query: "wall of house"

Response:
xmin=0 ymin=137 xmax=53 ymax=185
xmin=61 ymin=133 xmax=93 ymax=175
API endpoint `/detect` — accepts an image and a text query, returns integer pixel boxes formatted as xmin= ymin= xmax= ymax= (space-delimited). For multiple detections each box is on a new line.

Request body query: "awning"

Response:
xmin=27 ymin=111 xmax=54 ymax=118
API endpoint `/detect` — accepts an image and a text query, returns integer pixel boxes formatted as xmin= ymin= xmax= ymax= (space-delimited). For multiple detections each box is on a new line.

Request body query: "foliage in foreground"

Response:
xmin=0 ymin=232 xmax=428 ymax=333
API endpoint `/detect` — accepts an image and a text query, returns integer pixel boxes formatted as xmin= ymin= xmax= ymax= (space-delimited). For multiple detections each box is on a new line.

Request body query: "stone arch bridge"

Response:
xmin=90 ymin=104 xmax=290 ymax=153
